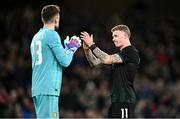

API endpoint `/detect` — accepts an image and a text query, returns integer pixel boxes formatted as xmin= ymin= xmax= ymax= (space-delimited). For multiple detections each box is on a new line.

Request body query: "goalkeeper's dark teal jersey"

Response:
xmin=110 ymin=45 xmax=140 ymax=103
xmin=30 ymin=27 xmax=74 ymax=97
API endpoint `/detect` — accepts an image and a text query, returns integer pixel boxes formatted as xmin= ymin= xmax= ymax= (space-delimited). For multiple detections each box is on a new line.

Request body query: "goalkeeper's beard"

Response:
xmin=54 ymin=21 xmax=59 ymax=30
xmin=55 ymin=25 xmax=59 ymax=30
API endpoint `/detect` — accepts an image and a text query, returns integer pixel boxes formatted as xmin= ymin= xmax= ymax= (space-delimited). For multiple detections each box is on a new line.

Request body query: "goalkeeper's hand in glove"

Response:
xmin=64 ymin=35 xmax=82 ymax=53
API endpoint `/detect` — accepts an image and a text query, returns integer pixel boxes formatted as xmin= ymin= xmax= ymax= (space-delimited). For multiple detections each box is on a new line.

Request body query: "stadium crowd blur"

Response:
xmin=0 ymin=0 xmax=180 ymax=118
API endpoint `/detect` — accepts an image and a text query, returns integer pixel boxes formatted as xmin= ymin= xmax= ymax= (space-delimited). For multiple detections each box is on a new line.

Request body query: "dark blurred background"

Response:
xmin=0 ymin=0 xmax=180 ymax=118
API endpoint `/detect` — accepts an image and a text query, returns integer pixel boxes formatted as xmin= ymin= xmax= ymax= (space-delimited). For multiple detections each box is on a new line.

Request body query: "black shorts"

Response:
xmin=108 ymin=102 xmax=135 ymax=118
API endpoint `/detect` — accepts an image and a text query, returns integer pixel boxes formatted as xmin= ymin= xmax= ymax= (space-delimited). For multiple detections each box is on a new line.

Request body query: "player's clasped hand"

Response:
xmin=80 ymin=31 xmax=94 ymax=47
xmin=64 ymin=35 xmax=82 ymax=53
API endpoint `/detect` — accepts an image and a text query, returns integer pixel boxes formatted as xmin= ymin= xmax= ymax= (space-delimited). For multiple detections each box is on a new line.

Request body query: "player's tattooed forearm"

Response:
xmin=111 ymin=54 xmax=122 ymax=63
xmin=84 ymin=50 xmax=93 ymax=66
xmin=91 ymin=47 xmax=122 ymax=64
xmin=84 ymin=49 xmax=102 ymax=67
xmin=92 ymin=47 xmax=108 ymax=63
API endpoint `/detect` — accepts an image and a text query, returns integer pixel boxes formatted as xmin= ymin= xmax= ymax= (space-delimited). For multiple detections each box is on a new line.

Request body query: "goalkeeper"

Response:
xmin=30 ymin=5 xmax=81 ymax=118
xmin=81 ymin=25 xmax=140 ymax=118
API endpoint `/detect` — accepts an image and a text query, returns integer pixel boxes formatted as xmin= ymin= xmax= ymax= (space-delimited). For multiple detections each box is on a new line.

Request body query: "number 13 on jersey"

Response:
xmin=31 ymin=40 xmax=42 ymax=67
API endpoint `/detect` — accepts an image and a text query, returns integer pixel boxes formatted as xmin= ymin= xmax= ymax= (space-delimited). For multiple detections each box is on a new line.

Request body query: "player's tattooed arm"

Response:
xmin=80 ymin=31 xmax=122 ymax=64
xmin=83 ymin=43 xmax=102 ymax=67
xmin=111 ymin=53 xmax=123 ymax=63
xmin=84 ymin=49 xmax=102 ymax=67
xmin=92 ymin=47 xmax=123 ymax=64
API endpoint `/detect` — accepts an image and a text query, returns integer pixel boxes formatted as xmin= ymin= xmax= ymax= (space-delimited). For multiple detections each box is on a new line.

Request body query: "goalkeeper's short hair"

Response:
xmin=41 ymin=5 xmax=60 ymax=23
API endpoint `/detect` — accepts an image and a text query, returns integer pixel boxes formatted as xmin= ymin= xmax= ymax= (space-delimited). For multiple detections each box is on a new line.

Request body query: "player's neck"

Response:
xmin=43 ymin=24 xmax=55 ymax=30
xmin=120 ymin=42 xmax=131 ymax=50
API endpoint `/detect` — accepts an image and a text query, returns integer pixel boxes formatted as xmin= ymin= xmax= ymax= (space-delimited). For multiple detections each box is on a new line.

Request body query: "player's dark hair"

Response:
xmin=41 ymin=5 xmax=60 ymax=23
xmin=111 ymin=24 xmax=131 ymax=38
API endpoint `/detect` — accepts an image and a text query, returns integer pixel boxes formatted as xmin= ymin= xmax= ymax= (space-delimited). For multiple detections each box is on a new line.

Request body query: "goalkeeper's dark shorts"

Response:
xmin=108 ymin=102 xmax=135 ymax=118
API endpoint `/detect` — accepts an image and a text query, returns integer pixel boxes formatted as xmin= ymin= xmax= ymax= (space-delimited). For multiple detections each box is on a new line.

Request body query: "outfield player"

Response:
xmin=81 ymin=25 xmax=140 ymax=118
xmin=30 ymin=5 xmax=81 ymax=118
